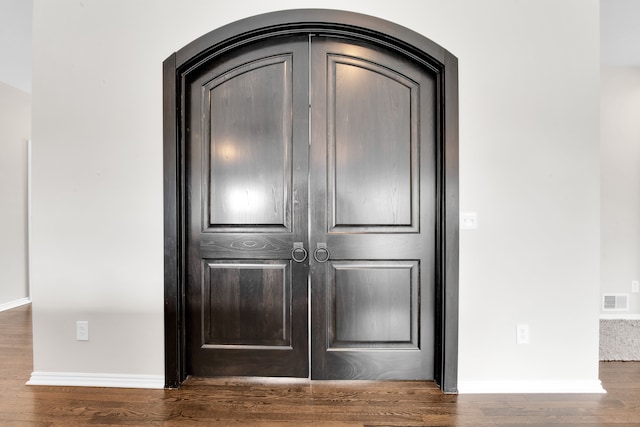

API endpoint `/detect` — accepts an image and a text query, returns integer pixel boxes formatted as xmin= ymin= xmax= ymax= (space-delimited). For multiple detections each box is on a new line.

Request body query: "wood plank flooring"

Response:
xmin=2 ymin=304 xmax=640 ymax=426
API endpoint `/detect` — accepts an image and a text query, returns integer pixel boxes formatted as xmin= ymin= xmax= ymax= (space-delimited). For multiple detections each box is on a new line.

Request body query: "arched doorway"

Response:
xmin=163 ymin=9 xmax=458 ymax=393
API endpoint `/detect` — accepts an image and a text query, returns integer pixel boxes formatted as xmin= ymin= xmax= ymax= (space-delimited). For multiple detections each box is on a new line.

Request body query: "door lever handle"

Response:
xmin=313 ymin=242 xmax=330 ymax=263
xmin=291 ymin=242 xmax=308 ymax=263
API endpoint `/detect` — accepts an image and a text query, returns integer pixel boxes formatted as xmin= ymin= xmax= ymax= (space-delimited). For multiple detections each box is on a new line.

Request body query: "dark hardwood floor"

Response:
xmin=2 ymin=304 xmax=639 ymax=426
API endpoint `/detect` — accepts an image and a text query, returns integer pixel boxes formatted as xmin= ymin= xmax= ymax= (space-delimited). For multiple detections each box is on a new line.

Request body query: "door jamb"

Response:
xmin=163 ymin=9 xmax=459 ymax=393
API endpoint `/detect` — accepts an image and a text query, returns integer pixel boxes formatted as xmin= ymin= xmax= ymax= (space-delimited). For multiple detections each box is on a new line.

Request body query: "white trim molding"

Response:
xmin=0 ymin=297 xmax=31 ymax=312
xmin=27 ymin=138 xmax=32 ymax=298
xmin=600 ymin=314 xmax=640 ymax=320
xmin=457 ymin=380 xmax=606 ymax=394
xmin=27 ymin=372 xmax=164 ymax=389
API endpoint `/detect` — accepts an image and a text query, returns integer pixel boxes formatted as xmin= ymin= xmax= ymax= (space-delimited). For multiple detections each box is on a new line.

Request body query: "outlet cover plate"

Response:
xmin=460 ymin=212 xmax=478 ymax=230
xmin=516 ymin=324 xmax=529 ymax=344
xmin=76 ymin=321 xmax=89 ymax=341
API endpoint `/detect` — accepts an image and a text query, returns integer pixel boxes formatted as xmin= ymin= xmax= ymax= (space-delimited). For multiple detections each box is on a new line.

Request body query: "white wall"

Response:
xmin=600 ymin=66 xmax=640 ymax=316
xmin=30 ymin=0 xmax=602 ymax=392
xmin=601 ymin=0 xmax=640 ymax=66
xmin=0 ymin=0 xmax=33 ymax=94
xmin=0 ymin=81 xmax=31 ymax=309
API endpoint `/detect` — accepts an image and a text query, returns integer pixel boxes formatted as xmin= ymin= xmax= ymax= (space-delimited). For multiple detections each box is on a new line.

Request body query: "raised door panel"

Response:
xmin=328 ymin=55 xmax=419 ymax=233
xmin=204 ymin=56 xmax=293 ymax=232
xmin=203 ymin=260 xmax=291 ymax=348
xmin=330 ymin=261 xmax=419 ymax=348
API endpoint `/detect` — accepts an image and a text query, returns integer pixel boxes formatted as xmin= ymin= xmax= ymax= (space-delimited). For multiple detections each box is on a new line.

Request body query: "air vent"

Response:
xmin=603 ymin=294 xmax=629 ymax=311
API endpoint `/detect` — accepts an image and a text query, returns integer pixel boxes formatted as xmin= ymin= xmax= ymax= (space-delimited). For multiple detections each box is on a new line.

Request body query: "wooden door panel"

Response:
xmin=313 ymin=349 xmax=432 ymax=380
xmin=330 ymin=261 xmax=419 ymax=348
xmin=204 ymin=55 xmax=293 ymax=231
xmin=199 ymin=234 xmax=294 ymax=259
xmin=203 ymin=260 xmax=291 ymax=347
xmin=328 ymin=55 xmax=419 ymax=232
xmin=186 ymin=37 xmax=309 ymax=378
xmin=311 ymin=37 xmax=436 ymax=380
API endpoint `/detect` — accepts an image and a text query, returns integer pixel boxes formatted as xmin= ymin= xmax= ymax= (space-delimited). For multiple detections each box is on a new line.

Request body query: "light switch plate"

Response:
xmin=516 ymin=324 xmax=529 ymax=345
xmin=76 ymin=320 xmax=89 ymax=341
xmin=460 ymin=212 xmax=478 ymax=230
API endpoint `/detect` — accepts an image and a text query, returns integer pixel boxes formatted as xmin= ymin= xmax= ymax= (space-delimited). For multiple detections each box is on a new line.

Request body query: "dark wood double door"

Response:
xmin=185 ymin=34 xmax=436 ymax=380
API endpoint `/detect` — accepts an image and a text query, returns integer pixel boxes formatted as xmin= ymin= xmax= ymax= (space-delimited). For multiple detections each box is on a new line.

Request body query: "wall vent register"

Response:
xmin=603 ymin=294 xmax=629 ymax=311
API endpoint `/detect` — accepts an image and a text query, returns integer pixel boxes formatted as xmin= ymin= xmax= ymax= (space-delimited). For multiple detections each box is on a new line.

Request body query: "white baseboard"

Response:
xmin=27 ymin=371 xmax=164 ymax=389
xmin=458 ymin=380 xmax=606 ymax=394
xmin=600 ymin=314 xmax=640 ymax=320
xmin=0 ymin=297 xmax=31 ymax=312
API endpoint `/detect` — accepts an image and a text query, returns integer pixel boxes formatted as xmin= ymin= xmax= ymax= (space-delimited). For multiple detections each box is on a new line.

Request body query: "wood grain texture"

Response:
xmin=204 ymin=260 xmax=289 ymax=346
xmin=6 ymin=305 xmax=640 ymax=426
xmin=331 ymin=261 xmax=417 ymax=346
xmin=163 ymin=52 xmax=183 ymax=388
xmin=206 ymin=55 xmax=291 ymax=229
xmin=331 ymin=55 xmax=415 ymax=228
xmin=185 ymin=36 xmax=310 ymax=379
xmin=310 ymin=36 xmax=435 ymax=381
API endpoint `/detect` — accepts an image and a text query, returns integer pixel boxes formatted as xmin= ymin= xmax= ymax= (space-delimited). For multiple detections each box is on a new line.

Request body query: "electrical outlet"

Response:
xmin=76 ymin=321 xmax=89 ymax=341
xmin=632 ymin=280 xmax=640 ymax=293
xmin=516 ymin=324 xmax=529 ymax=344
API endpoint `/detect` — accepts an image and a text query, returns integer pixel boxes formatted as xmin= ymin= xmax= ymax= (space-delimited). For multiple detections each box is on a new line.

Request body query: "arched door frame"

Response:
xmin=163 ymin=9 xmax=459 ymax=393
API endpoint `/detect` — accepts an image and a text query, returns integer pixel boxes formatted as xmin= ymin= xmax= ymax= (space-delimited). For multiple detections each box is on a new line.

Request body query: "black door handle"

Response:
xmin=291 ymin=242 xmax=308 ymax=263
xmin=313 ymin=243 xmax=330 ymax=263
